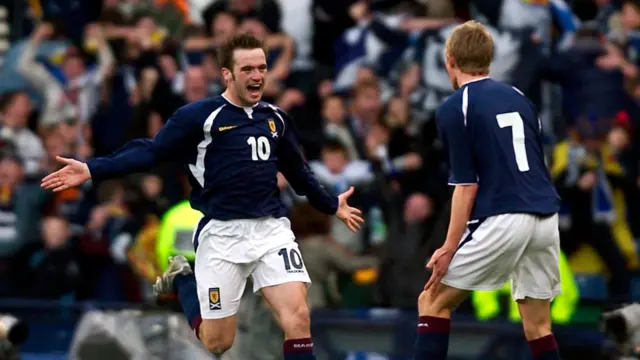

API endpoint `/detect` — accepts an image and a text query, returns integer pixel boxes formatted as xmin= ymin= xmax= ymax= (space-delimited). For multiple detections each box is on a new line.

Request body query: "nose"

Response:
xmin=250 ymin=69 xmax=263 ymax=80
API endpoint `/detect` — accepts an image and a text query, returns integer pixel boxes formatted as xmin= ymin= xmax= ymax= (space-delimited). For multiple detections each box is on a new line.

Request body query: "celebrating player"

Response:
xmin=414 ymin=21 xmax=562 ymax=360
xmin=41 ymin=33 xmax=364 ymax=360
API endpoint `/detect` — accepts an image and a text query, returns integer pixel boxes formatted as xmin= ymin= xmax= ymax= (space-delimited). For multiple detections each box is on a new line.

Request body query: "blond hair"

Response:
xmin=445 ymin=20 xmax=494 ymax=75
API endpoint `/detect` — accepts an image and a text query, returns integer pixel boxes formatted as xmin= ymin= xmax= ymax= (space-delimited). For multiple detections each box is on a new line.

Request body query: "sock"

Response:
xmin=529 ymin=334 xmax=561 ymax=360
xmin=414 ymin=316 xmax=450 ymax=360
xmin=283 ymin=338 xmax=315 ymax=360
xmin=174 ymin=272 xmax=203 ymax=339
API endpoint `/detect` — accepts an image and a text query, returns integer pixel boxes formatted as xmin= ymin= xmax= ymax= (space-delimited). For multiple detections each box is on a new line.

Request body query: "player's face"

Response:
xmin=227 ymin=48 xmax=267 ymax=106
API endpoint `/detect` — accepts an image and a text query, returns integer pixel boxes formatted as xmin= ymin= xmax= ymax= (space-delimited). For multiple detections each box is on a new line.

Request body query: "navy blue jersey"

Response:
xmin=436 ymin=78 xmax=560 ymax=220
xmin=87 ymin=96 xmax=338 ymax=220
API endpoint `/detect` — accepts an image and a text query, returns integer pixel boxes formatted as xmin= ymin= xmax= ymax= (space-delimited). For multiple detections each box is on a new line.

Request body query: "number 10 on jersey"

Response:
xmin=247 ymin=136 xmax=271 ymax=161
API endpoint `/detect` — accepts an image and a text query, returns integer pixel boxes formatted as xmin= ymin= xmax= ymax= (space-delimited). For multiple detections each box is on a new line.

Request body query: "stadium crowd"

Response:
xmin=0 ymin=0 xmax=639 ymax=327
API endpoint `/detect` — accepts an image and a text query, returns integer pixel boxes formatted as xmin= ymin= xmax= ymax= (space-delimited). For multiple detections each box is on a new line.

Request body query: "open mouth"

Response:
xmin=247 ymin=84 xmax=262 ymax=96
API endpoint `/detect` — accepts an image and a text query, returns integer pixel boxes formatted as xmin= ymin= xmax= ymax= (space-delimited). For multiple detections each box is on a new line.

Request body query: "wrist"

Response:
xmin=442 ymin=241 xmax=458 ymax=251
xmin=84 ymin=163 xmax=92 ymax=179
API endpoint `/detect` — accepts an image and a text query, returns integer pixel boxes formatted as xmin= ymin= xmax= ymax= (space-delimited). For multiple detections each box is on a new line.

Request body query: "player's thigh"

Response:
xmin=418 ymin=283 xmax=470 ymax=317
xmin=251 ymin=242 xmax=311 ymax=333
xmin=510 ymin=214 xmax=561 ymax=302
xmin=441 ymin=214 xmax=534 ymax=291
xmin=195 ymin=241 xmax=250 ymax=345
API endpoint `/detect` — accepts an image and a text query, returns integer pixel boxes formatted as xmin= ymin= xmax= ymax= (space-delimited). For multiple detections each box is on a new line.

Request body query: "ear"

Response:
xmin=221 ymin=67 xmax=232 ymax=82
xmin=445 ymin=53 xmax=456 ymax=69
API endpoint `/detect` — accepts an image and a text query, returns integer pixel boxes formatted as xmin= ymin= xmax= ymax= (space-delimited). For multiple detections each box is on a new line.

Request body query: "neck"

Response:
xmin=222 ymin=89 xmax=242 ymax=106
xmin=456 ymin=73 xmax=489 ymax=88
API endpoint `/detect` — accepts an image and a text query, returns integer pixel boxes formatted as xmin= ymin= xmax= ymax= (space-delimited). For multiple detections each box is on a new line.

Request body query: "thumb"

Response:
xmin=56 ymin=156 xmax=75 ymax=165
xmin=342 ymin=186 xmax=355 ymax=198
xmin=426 ymin=258 xmax=435 ymax=269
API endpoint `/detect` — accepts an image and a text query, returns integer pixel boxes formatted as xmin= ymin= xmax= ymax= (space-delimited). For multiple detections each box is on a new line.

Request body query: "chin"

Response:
xmin=247 ymin=91 xmax=263 ymax=103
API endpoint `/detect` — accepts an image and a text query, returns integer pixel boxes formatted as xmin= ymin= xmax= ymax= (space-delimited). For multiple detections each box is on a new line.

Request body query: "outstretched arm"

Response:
xmin=42 ymin=105 xmax=200 ymax=191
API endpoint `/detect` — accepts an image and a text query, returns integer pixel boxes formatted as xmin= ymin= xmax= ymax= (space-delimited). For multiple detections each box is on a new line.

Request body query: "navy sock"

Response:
xmin=283 ymin=338 xmax=315 ymax=360
xmin=529 ymin=334 xmax=561 ymax=360
xmin=173 ymin=272 xmax=202 ymax=339
xmin=414 ymin=316 xmax=450 ymax=360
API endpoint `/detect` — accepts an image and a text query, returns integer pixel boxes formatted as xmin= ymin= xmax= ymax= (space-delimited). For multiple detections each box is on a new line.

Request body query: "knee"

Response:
xmin=200 ymin=328 xmax=234 ymax=356
xmin=279 ymin=302 xmax=311 ymax=338
xmin=417 ymin=290 xmax=450 ymax=318
xmin=521 ymin=312 xmax=552 ymax=340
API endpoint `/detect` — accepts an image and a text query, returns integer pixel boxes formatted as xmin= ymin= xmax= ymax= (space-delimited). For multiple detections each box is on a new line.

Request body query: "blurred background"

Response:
xmin=0 ymin=0 xmax=639 ymax=359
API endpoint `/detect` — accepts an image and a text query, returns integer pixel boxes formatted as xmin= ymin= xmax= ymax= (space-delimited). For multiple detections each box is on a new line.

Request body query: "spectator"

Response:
xmin=310 ymin=139 xmax=374 ymax=252
xmin=183 ymin=66 xmax=210 ymax=103
xmin=551 ymin=119 xmax=635 ymax=303
xmin=11 ymin=216 xmax=79 ymax=299
xmin=0 ymin=91 xmax=45 ymax=177
xmin=291 ymin=202 xmax=378 ymax=309
xmin=17 ymin=22 xmax=114 ymax=128
xmin=348 ymin=79 xmax=383 ymax=158
xmin=322 ymin=94 xmax=361 ymax=160
xmin=202 ymin=0 xmax=282 ymax=35
xmin=0 ymin=153 xmax=26 ymax=255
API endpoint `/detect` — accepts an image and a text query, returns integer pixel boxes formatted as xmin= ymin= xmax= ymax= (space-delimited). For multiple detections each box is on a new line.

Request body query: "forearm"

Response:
xmin=287 ymin=167 xmax=339 ymax=215
xmin=443 ymin=184 xmax=477 ymax=249
xmin=86 ymin=139 xmax=158 ymax=179
xmin=17 ymin=38 xmax=59 ymax=91
xmin=95 ymin=40 xmax=115 ymax=81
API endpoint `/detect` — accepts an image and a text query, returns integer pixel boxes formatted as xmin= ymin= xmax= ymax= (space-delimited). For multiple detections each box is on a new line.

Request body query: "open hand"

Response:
xmin=41 ymin=156 xmax=91 ymax=192
xmin=424 ymin=246 xmax=455 ymax=292
xmin=335 ymin=186 xmax=365 ymax=232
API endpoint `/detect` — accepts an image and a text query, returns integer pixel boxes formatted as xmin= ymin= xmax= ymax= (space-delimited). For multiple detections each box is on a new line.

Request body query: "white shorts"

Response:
xmin=193 ymin=217 xmax=311 ymax=320
xmin=441 ymin=213 xmax=561 ymax=301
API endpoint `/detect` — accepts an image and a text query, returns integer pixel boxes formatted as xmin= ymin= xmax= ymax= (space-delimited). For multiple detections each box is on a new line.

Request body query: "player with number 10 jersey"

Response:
xmin=41 ymin=34 xmax=364 ymax=360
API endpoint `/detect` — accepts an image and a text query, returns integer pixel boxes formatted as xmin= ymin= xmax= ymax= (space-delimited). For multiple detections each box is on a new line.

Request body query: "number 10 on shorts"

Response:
xmin=279 ymin=248 xmax=304 ymax=273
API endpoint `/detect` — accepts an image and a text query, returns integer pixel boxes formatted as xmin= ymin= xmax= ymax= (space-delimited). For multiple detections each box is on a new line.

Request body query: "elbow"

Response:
xmin=457 ymin=183 xmax=478 ymax=198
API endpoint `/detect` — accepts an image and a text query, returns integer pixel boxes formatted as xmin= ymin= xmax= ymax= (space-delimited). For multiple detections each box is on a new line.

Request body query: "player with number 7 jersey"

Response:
xmin=432 ymin=77 xmax=562 ymax=297
xmin=437 ymin=78 xmax=561 ymax=219
xmin=416 ymin=21 xmax=560 ymax=360
xmin=414 ymin=21 xmax=562 ymax=360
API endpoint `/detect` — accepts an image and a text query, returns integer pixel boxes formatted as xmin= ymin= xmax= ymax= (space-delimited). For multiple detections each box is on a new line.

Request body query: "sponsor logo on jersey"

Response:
xmin=209 ymin=288 xmax=221 ymax=310
xmin=219 ymin=125 xmax=237 ymax=132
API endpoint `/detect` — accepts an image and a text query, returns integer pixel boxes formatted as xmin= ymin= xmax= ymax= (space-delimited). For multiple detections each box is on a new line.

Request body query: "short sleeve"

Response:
xmin=435 ymin=96 xmax=477 ymax=185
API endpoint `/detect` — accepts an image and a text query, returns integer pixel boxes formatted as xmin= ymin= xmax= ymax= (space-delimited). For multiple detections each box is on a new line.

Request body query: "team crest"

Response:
xmin=209 ymin=288 xmax=221 ymax=310
xmin=268 ymin=119 xmax=278 ymax=138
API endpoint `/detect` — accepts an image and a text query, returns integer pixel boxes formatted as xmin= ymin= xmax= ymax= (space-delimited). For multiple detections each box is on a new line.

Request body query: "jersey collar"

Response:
xmin=221 ymin=93 xmax=263 ymax=110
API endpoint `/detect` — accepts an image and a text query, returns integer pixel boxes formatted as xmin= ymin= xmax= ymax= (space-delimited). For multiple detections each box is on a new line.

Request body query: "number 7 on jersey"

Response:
xmin=496 ymin=112 xmax=530 ymax=172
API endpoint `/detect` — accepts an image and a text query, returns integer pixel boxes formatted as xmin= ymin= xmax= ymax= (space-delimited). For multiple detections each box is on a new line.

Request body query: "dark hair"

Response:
xmin=216 ymin=33 xmax=265 ymax=71
xmin=322 ymin=138 xmax=348 ymax=154
xmin=0 ymin=91 xmax=23 ymax=114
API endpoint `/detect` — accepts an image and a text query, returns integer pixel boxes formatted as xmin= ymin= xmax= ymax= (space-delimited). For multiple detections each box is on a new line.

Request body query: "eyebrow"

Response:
xmin=240 ymin=64 xmax=267 ymax=70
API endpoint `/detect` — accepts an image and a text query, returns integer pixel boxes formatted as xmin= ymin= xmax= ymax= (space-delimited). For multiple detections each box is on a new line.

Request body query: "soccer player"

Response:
xmin=414 ymin=21 xmax=562 ymax=360
xmin=41 ymin=34 xmax=364 ymax=360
